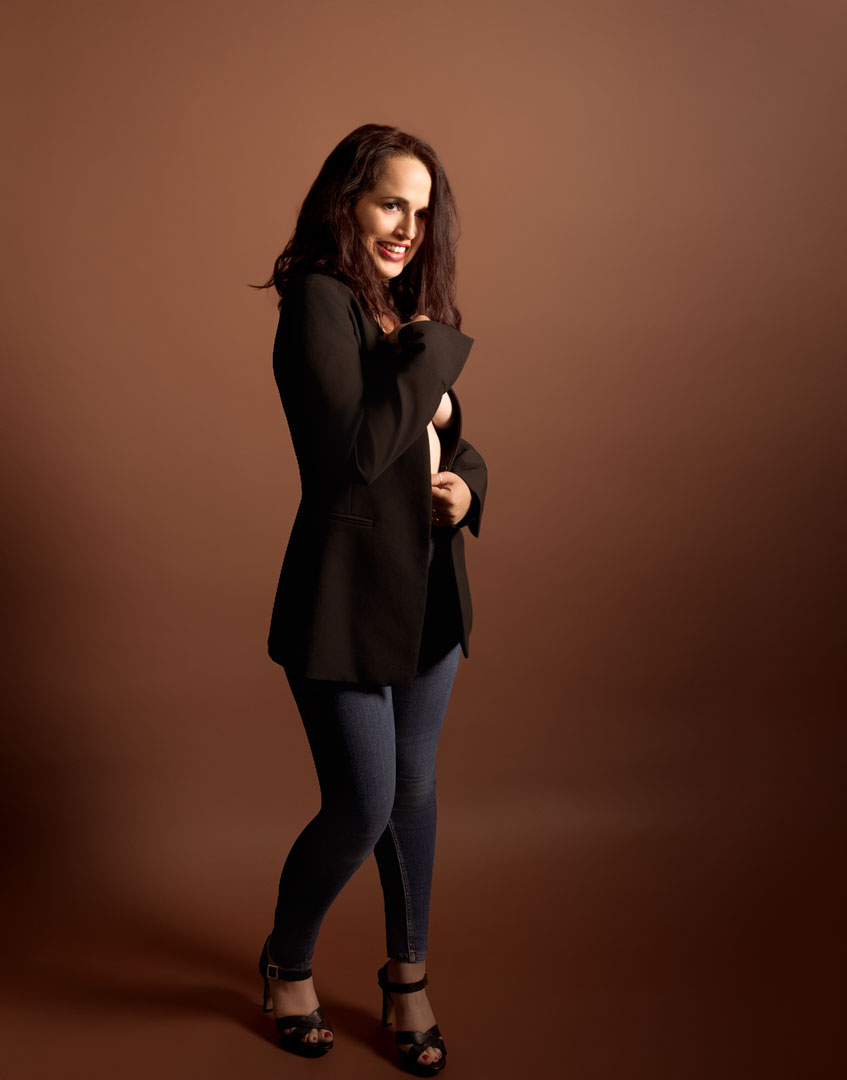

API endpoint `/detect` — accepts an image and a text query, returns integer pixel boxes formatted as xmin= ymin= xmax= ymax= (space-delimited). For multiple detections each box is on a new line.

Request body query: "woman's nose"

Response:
xmin=394 ymin=212 xmax=416 ymax=240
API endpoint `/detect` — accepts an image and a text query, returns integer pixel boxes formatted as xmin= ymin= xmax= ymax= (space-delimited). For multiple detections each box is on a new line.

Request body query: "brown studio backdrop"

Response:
xmin=2 ymin=1 xmax=844 ymax=1077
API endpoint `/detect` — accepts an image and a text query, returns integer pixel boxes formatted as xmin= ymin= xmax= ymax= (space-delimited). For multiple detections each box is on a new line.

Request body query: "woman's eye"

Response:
xmin=383 ymin=202 xmax=399 ymax=211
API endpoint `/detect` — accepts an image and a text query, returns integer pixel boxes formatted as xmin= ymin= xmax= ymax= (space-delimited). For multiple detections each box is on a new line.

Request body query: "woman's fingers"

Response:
xmin=431 ymin=472 xmax=472 ymax=524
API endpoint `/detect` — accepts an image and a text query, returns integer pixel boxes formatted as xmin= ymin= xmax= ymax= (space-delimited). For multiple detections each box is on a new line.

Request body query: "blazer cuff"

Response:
xmin=396 ymin=320 xmax=474 ymax=387
xmin=455 ymin=489 xmax=482 ymax=536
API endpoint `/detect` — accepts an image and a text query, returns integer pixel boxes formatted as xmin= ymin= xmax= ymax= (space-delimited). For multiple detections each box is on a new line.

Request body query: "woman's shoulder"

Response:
xmin=276 ymin=272 xmax=377 ymax=356
xmin=280 ymin=272 xmax=369 ymax=330
xmin=285 ymin=271 xmax=357 ymax=308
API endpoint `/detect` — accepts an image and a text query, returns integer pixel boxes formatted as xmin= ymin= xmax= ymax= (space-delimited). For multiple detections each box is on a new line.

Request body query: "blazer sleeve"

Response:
xmin=450 ymin=436 xmax=487 ymax=538
xmin=275 ymin=274 xmax=474 ymax=486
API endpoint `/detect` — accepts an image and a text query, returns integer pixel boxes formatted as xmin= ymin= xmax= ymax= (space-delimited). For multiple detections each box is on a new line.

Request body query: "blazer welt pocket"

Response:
xmin=327 ymin=512 xmax=375 ymax=528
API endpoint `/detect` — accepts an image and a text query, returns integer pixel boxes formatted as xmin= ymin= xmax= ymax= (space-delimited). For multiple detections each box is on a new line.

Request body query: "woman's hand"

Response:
xmin=384 ymin=314 xmax=429 ymax=344
xmin=431 ymin=471 xmax=472 ymax=526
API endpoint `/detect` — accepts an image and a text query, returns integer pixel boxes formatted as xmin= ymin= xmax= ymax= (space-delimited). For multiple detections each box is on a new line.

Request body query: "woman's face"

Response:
xmin=353 ymin=155 xmax=432 ymax=281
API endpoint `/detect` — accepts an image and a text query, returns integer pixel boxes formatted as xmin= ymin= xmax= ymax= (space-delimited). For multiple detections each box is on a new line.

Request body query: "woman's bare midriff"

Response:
xmin=427 ymin=421 xmax=441 ymax=474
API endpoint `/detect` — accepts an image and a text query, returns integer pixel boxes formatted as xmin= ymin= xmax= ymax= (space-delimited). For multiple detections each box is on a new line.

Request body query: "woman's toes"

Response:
xmin=280 ymin=1023 xmax=331 ymax=1044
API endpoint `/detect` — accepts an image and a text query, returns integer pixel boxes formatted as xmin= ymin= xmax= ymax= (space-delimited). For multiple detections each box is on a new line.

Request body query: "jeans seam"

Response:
xmin=387 ymin=815 xmax=415 ymax=958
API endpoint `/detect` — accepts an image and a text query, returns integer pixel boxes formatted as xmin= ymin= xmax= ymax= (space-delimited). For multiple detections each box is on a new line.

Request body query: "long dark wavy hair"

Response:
xmin=256 ymin=124 xmax=462 ymax=330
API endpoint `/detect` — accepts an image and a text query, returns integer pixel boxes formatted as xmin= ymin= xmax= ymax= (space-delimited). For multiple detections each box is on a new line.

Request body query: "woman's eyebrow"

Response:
xmin=379 ymin=195 xmax=431 ymax=211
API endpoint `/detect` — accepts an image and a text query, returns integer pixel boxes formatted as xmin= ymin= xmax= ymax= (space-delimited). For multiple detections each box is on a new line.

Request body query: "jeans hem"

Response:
xmin=388 ymin=951 xmax=428 ymax=963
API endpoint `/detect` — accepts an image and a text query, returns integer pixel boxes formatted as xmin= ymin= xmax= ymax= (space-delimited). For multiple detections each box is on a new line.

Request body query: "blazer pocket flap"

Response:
xmin=327 ymin=512 xmax=375 ymax=528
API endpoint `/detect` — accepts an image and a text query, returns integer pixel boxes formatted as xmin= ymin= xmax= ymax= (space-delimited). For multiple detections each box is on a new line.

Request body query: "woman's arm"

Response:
xmin=274 ymin=275 xmax=473 ymax=486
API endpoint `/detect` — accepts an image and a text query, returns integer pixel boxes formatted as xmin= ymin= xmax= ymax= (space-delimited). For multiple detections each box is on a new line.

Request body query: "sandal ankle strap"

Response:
xmin=265 ymin=962 xmax=313 ymax=982
xmin=378 ymin=962 xmax=428 ymax=994
xmin=259 ymin=934 xmax=313 ymax=982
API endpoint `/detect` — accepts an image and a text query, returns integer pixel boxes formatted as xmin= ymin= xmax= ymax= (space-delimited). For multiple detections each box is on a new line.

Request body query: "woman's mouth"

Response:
xmin=376 ymin=242 xmax=409 ymax=262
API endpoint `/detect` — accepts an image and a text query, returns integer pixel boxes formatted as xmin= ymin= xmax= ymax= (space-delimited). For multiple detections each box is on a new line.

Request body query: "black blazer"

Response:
xmin=267 ymin=272 xmax=488 ymax=687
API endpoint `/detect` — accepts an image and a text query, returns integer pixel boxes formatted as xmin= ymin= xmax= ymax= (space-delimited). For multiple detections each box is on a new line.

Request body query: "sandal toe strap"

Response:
xmin=395 ymin=1023 xmax=443 ymax=1049
xmin=275 ymin=1008 xmax=333 ymax=1034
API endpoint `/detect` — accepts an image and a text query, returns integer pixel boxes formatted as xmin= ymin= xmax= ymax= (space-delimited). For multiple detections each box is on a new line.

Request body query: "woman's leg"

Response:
xmin=374 ymin=641 xmax=462 ymax=962
xmin=270 ymin=674 xmax=398 ymax=970
xmin=373 ymin=640 xmax=461 ymax=1068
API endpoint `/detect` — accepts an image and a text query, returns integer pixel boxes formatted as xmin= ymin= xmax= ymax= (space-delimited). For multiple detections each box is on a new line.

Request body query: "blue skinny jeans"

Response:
xmin=270 ymin=539 xmax=462 ymax=971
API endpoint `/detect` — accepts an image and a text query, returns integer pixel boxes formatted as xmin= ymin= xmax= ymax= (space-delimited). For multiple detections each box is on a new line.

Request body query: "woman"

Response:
xmin=257 ymin=124 xmax=487 ymax=1076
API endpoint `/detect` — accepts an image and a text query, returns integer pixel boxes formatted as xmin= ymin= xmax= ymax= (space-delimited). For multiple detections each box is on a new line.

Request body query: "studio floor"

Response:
xmin=2 ymin=784 xmax=839 ymax=1080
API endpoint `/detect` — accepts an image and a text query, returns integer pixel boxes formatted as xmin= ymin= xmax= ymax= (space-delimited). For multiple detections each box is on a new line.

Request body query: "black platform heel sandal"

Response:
xmin=377 ymin=961 xmax=446 ymax=1076
xmin=259 ymin=935 xmax=333 ymax=1058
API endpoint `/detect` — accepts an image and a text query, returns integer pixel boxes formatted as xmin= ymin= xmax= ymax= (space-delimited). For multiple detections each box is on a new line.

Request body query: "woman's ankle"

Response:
xmin=387 ymin=957 xmax=427 ymax=981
